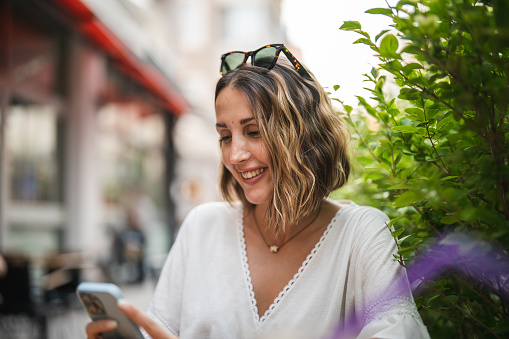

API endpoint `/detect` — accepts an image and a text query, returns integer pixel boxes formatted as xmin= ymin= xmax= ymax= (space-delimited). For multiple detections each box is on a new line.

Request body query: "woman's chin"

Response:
xmin=244 ymin=193 xmax=271 ymax=206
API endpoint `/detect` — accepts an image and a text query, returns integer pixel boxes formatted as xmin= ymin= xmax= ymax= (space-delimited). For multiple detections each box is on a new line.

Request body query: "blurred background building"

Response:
xmin=0 ymin=0 xmax=290 ymax=337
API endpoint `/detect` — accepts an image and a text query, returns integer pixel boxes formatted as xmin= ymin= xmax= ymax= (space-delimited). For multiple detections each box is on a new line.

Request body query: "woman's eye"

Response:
xmin=219 ymin=135 xmax=231 ymax=143
xmin=248 ymin=130 xmax=260 ymax=137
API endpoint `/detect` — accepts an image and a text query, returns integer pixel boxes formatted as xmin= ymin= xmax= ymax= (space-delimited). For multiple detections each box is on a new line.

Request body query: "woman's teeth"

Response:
xmin=241 ymin=168 xmax=266 ymax=179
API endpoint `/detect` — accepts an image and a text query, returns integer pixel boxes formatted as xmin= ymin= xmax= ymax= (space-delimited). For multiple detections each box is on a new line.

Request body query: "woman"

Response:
xmin=86 ymin=44 xmax=429 ymax=339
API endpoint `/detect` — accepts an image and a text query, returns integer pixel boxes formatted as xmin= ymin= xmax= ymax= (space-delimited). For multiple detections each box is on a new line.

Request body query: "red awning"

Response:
xmin=52 ymin=0 xmax=188 ymax=116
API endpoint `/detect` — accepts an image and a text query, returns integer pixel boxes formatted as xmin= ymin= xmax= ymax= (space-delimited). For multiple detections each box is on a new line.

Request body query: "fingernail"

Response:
xmin=106 ymin=320 xmax=118 ymax=329
xmin=118 ymin=299 xmax=130 ymax=310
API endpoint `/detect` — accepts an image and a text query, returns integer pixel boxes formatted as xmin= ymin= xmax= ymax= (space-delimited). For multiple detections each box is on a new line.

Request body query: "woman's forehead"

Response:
xmin=215 ymin=87 xmax=253 ymax=118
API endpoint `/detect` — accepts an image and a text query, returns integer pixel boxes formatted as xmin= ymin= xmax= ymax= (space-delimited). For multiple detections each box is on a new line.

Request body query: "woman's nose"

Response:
xmin=230 ymin=140 xmax=250 ymax=164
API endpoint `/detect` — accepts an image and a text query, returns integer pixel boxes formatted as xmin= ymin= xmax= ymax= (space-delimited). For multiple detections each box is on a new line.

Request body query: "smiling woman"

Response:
xmin=215 ymin=86 xmax=273 ymax=207
xmin=215 ymin=59 xmax=351 ymax=235
xmin=84 ymin=44 xmax=430 ymax=339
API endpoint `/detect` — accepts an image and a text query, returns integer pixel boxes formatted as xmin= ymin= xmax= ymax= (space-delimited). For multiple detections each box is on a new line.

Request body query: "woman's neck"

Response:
xmin=252 ymin=202 xmax=322 ymax=244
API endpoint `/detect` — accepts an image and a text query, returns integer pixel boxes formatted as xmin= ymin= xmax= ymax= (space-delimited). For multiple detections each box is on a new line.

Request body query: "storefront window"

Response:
xmin=97 ymin=73 xmax=170 ymax=259
xmin=98 ymin=101 xmax=165 ymax=208
xmin=8 ymin=103 xmax=60 ymax=202
xmin=4 ymin=3 xmax=61 ymax=204
xmin=1 ymin=1 xmax=64 ymax=256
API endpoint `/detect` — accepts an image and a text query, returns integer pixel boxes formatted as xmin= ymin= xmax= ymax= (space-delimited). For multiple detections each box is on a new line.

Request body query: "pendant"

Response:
xmin=270 ymin=245 xmax=279 ymax=253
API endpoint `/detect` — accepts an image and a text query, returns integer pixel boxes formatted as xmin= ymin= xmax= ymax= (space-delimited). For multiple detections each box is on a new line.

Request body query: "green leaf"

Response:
xmin=441 ymin=176 xmax=458 ymax=182
xmin=356 ymin=96 xmax=377 ymax=116
xmin=365 ymin=8 xmax=393 ymax=16
xmin=379 ymin=139 xmax=393 ymax=150
xmin=410 ymin=238 xmax=422 ymax=246
xmin=340 ymin=21 xmax=361 ymax=31
xmin=353 ymin=38 xmax=372 ymax=45
xmin=388 ymin=216 xmax=404 ymax=227
xmin=392 ymin=125 xmax=418 ymax=133
xmin=375 ymin=29 xmax=390 ymax=42
xmin=388 ymin=108 xmax=399 ymax=117
xmin=398 ymin=88 xmax=420 ymax=100
xmin=333 ymin=84 xmax=340 ymax=91
xmin=397 ymin=234 xmax=413 ymax=246
xmin=397 ymin=246 xmax=414 ymax=257
xmin=370 ymin=67 xmax=379 ymax=79
xmin=386 ymin=60 xmax=403 ymax=71
xmin=440 ymin=215 xmax=459 ymax=224
xmin=365 ymin=172 xmax=387 ymax=181
xmin=402 ymin=63 xmax=423 ymax=75
xmin=405 ymin=108 xmax=425 ymax=120
xmin=400 ymin=44 xmax=421 ymax=55
xmin=391 ymin=228 xmax=405 ymax=238
xmin=393 ymin=191 xmax=425 ymax=208
xmin=357 ymin=30 xmax=371 ymax=39
xmin=394 ymin=78 xmax=405 ymax=87
xmin=379 ymin=111 xmax=390 ymax=123
xmin=437 ymin=117 xmax=453 ymax=130
xmin=379 ymin=34 xmax=400 ymax=59
xmin=387 ymin=183 xmax=411 ymax=190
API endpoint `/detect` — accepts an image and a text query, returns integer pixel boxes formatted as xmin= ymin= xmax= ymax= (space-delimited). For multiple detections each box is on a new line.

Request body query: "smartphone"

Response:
xmin=76 ymin=282 xmax=144 ymax=339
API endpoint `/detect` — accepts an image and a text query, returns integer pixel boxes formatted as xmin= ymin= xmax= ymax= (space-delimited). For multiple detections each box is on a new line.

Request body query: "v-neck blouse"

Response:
xmin=146 ymin=201 xmax=429 ymax=339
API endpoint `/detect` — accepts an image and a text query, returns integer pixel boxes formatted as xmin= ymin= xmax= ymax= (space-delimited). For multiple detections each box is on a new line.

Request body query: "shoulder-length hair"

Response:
xmin=215 ymin=61 xmax=350 ymax=233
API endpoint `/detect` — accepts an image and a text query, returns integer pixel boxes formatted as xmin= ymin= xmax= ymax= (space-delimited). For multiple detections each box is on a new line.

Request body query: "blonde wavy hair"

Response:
xmin=215 ymin=61 xmax=350 ymax=233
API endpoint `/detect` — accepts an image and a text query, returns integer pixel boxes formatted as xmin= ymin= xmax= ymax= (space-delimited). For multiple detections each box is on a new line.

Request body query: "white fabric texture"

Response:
xmin=145 ymin=201 xmax=430 ymax=339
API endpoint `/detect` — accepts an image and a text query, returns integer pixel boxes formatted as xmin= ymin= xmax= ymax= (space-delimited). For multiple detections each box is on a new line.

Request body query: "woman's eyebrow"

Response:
xmin=240 ymin=117 xmax=255 ymax=125
xmin=215 ymin=117 xmax=255 ymax=128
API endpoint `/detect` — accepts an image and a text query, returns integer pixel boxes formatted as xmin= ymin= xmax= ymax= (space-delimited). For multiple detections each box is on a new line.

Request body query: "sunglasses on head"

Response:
xmin=220 ymin=44 xmax=311 ymax=79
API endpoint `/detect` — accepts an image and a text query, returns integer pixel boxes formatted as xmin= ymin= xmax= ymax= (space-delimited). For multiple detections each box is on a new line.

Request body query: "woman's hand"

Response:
xmin=85 ymin=299 xmax=178 ymax=339
xmin=118 ymin=299 xmax=178 ymax=338
xmin=85 ymin=318 xmax=118 ymax=339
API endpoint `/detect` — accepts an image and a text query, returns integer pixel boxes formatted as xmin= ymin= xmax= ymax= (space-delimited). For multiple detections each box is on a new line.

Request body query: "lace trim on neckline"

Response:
xmin=238 ymin=205 xmax=344 ymax=327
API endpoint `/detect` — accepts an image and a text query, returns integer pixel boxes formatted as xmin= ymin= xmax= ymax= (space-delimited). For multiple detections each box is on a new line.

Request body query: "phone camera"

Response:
xmin=81 ymin=294 xmax=91 ymax=306
xmin=91 ymin=295 xmax=105 ymax=314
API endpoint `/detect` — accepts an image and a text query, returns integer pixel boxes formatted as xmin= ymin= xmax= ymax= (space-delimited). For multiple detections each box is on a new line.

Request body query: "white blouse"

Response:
xmin=145 ymin=201 xmax=430 ymax=339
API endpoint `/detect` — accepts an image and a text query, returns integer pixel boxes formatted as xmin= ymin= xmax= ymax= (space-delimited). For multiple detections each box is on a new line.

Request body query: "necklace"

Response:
xmin=253 ymin=205 xmax=322 ymax=253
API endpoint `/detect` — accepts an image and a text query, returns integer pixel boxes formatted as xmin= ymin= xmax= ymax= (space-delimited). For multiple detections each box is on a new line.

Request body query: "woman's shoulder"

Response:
xmin=330 ymin=199 xmax=389 ymax=222
xmin=186 ymin=200 xmax=241 ymax=218
xmin=180 ymin=201 xmax=242 ymax=233
xmin=326 ymin=200 xmax=395 ymax=254
xmin=172 ymin=201 xmax=242 ymax=252
xmin=327 ymin=199 xmax=391 ymax=241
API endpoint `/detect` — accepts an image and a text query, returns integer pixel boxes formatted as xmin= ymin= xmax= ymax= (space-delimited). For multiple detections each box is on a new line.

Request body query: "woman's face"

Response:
xmin=215 ymin=86 xmax=273 ymax=206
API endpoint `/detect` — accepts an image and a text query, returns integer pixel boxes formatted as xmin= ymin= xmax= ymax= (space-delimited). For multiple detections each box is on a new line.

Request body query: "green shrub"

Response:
xmin=334 ymin=0 xmax=509 ymax=337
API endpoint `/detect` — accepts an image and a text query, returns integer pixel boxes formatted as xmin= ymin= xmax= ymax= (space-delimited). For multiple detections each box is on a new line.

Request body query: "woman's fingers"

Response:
xmin=118 ymin=299 xmax=178 ymax=339
xmin=85 ymin=319 xmax=117 ymax=338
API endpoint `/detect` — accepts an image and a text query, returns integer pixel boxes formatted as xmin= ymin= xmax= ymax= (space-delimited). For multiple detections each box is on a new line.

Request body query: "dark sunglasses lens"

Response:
xmin=222 ymin=52 xmax=246 ymax=73
xmin=253 ymin=47 xmax=277 ymax=68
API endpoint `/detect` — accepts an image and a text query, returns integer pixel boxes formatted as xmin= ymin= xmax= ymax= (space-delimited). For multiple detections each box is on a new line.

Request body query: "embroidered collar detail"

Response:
xmin=238 ymin=206 xmax=344 ymax=328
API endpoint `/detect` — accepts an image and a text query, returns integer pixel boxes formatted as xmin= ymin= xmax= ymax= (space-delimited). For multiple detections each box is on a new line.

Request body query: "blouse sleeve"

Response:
xmin=348 ymin=207 xmax=430 ymax=339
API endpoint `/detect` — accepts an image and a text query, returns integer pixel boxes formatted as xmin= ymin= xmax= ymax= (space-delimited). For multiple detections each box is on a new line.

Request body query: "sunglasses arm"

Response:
xmin=281 ymin=48 xmax=311 ymax=79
